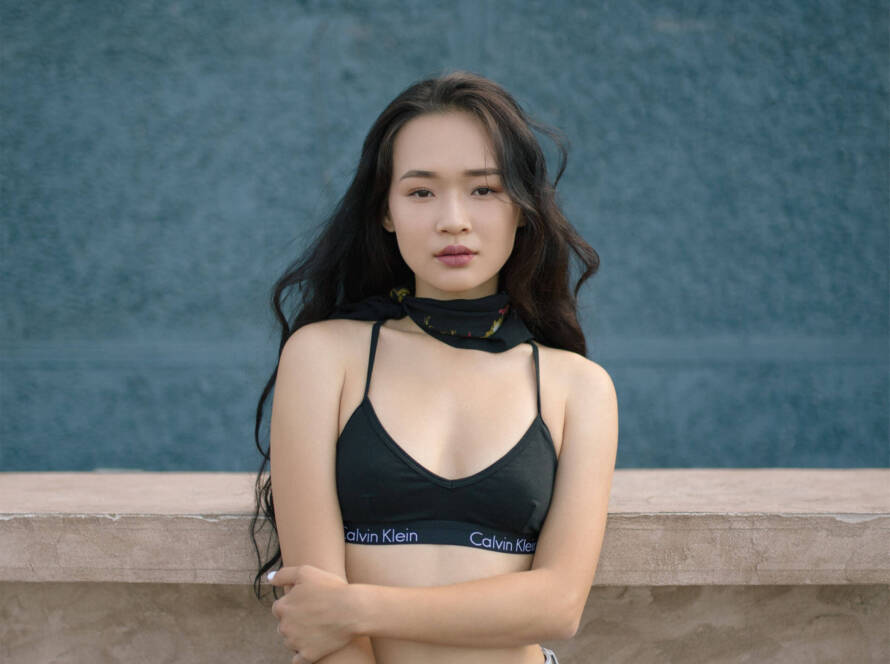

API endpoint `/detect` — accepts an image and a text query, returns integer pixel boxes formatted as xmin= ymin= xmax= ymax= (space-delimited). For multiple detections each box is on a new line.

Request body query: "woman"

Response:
xmin=250 ymin=70 xmax=618 ymax=664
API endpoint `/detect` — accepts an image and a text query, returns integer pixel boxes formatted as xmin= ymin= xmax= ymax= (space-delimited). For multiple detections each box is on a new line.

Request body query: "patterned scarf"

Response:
xmin=328 ymin=284 xmax=534 ymax=353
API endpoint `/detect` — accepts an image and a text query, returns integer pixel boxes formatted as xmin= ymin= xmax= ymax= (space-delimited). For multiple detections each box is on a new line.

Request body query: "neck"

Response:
xmin=413 ymin=276 xmax=499 ymax=300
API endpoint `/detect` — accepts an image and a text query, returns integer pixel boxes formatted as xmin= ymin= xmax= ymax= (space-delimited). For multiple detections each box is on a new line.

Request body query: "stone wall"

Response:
xmin=3 ymin=583 xmax=887 ymax=664
xmin=2 ymin=470 xmax=888 ymax=663
xmin=4 ymin=1 xmax=888 ymax=472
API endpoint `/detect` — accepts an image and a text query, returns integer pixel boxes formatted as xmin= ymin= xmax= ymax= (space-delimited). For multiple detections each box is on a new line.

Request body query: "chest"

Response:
xmin=338 ymin=328 xmax=562 ymax=480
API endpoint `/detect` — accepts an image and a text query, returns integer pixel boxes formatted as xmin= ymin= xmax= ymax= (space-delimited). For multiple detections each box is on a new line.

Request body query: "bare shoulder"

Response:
xmin=572 ymin=354 xmax=615 ymax=401
xmin=535 ymin=342 xmax=615 ymax=399
xmin=561 ymin=350 xmax=618 ymax=450
xmin=280 ymin=318 xmax=372 ymax=368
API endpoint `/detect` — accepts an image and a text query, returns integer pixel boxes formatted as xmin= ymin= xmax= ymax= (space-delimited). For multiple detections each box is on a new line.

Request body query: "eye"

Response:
xmin=474 ymin=186 xmax=499 ymax=196
xmin=408 ymin=189 xmax=433 ymax=198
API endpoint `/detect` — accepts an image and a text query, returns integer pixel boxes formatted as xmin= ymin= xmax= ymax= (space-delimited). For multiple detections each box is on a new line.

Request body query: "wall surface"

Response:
xmin=2 ymin=469 xmax=888 ymax=662
xmin=2 ymin=583 xmax=888 ymax=664
xmin=2 ymin=1 xmax=888 ymax=470
xmin=5 ymin=470 xmax=889 ymax=586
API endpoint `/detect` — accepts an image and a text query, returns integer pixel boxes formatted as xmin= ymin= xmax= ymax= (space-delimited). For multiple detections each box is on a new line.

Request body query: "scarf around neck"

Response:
xmin=328 ymin=285 xmax=534 ymax=353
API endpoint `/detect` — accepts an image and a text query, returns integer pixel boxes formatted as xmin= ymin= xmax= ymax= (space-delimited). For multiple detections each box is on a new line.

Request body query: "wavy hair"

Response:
xmin=250 ymin=69 xmax=599 ymax=599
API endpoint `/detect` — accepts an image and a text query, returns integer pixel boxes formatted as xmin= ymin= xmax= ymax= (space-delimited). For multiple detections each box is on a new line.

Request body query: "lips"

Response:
xmin=436 ymin=253 xmax=474 ymax=267
xmin=435 ymin=245 xmax=475 ymax=256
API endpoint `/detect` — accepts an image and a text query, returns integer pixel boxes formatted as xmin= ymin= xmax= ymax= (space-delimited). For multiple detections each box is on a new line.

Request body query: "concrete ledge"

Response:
xmin=3 ymin=583 xmax=888 ymax=664
xmin=1 ymin=470 xmax=888 ymax=585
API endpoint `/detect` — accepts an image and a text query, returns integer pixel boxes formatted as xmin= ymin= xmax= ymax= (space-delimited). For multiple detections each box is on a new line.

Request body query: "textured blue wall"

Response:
xmin=2 ymin=1 xmax=887 ymax=470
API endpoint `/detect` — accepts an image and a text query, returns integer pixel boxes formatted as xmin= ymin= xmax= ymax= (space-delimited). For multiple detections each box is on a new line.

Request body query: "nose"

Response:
xmin=436 ymin=190 xmax=471 ymax=233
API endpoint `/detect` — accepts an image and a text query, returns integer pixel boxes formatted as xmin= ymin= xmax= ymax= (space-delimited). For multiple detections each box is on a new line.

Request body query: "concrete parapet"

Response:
xmin=1 ymin=470 xmax=888 ymax=663
xmin=1 ymin=469 xmax=888 ymax=586
xmin=2 ymin=582 xmax=887 ymax=664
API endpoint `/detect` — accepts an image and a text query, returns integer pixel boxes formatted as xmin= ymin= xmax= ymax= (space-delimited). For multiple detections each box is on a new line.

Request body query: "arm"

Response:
xmin=272 ymin=356 xmax=619 ymax=649
xmin=350 ymin=358 xmax=619 ymax=646
xmin=269 ymin=322 xmax=377 ymax=664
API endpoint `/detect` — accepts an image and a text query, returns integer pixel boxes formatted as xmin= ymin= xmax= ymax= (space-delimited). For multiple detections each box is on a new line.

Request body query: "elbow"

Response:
xmin=556 ymin=610 xmax=581 ymax=641
xmin=549 ymin=587 xmax=584 ymax=641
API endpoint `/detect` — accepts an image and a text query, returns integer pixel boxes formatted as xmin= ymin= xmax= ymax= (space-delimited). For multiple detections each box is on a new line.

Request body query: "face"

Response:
xmin=383 ymin=111 xmax=524 ymax=300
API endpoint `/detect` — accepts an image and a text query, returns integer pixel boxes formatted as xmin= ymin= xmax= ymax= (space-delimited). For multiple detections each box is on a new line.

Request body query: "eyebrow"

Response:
xmin=398 ymin=168 xmax=502 ymax=181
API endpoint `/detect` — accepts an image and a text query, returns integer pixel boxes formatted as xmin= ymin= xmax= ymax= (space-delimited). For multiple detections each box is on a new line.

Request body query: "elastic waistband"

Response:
xmin=343 ymin=519 xmax=537 ymax=554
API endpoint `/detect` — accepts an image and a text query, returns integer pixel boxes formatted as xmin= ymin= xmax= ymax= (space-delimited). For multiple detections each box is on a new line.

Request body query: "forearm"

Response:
xmin=350 ymin=568 xmax=574 ymax=648
xmin=317 ymin=636 xmax=376 ymax=663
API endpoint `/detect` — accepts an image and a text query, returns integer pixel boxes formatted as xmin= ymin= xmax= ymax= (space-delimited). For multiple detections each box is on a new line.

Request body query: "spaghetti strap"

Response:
xmin=529 ymin=341 xmax=542 ymax=416
xmin=364 ymin=319 xmax=384 ymax=400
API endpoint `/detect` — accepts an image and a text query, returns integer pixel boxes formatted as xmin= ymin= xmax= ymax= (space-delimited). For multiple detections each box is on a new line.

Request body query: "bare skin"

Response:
xmin=269 ymin=110 xmax=618 ymax=664
xmin=270 ymin=313 xmax=616 ymax=664
xmin=337 ymin=316 xmax=570 ymax=663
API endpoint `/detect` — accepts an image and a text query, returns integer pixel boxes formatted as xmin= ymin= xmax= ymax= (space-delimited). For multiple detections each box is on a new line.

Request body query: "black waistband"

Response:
xmin=343 ymin=519 xmax=537 ymax=554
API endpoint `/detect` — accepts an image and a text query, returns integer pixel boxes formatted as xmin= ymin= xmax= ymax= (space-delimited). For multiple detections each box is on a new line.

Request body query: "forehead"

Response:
xmin=391 ymin=111 xmax=497 ymax=171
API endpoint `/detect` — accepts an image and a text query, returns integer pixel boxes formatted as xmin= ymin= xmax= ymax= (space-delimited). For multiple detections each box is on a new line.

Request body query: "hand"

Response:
xmin=268 ymin=564 xmax=356 ymax=663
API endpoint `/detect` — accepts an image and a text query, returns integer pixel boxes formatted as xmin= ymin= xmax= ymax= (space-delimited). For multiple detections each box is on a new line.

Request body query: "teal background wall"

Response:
xmin=2 ymin=1 xmax=887 ymax=470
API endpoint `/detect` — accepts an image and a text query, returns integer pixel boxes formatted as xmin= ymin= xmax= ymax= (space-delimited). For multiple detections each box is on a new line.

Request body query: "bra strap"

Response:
xmin=529 ymin=341 xmax=542 ymax=416
xmin=364 ymin=319 xmax=384 ymax=399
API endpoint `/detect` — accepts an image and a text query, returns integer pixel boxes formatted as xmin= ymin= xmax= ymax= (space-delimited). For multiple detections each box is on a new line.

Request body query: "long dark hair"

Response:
xmin=250 ymin=69 xmax=599 ymax=599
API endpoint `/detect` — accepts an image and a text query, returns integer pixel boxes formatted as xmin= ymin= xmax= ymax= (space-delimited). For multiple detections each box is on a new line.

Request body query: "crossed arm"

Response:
xmin=268 ymin=322 xmax=618 ymax=662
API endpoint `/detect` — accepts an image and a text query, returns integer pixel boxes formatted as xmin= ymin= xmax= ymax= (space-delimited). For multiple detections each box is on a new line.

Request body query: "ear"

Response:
xmin=382 ymin=213 xmax=394 ymax=233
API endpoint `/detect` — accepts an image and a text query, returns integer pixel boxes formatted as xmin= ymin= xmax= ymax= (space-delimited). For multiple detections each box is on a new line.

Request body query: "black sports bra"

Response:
xmin=336 ymin=319 xmax=558 ymax=554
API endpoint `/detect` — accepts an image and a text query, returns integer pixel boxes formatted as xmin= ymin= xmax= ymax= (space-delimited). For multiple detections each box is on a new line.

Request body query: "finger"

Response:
xmin=266 ymin=566 xmax=301 ymax=586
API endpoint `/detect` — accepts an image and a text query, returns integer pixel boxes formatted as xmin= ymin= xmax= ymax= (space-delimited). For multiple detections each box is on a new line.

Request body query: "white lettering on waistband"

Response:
xmin=344 ymin=525 xmax=419 ymax=544
xmin=469 ymin=531 xmax=537 ymax=553
xmin=381 ymin=527 xmax=420 ymax=543
xmin=344 ymin=526 xmax=379 ymax=543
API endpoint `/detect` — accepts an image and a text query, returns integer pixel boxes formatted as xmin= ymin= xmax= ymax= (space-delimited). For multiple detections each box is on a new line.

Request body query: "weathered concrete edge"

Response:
xmin=2 ymin=513 xmax=887 ymax=586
